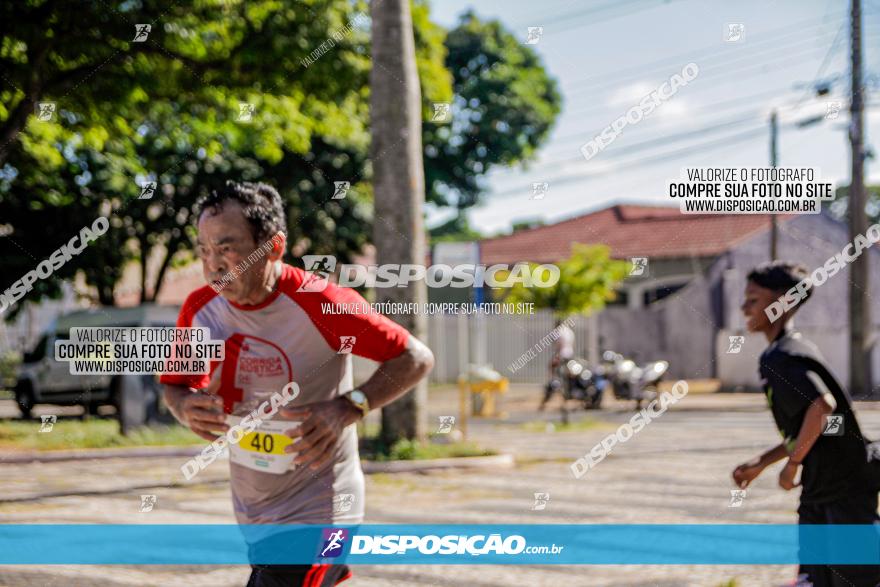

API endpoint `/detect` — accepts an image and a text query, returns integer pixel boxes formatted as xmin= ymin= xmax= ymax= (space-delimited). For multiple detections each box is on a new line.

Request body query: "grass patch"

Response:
xmin=0 ymin=419 xmax=201 ymax=451
xmin=361 ymin=437 xmax=496 ymax=462
xmin=519 ymin=418 xmax=607 ymax=433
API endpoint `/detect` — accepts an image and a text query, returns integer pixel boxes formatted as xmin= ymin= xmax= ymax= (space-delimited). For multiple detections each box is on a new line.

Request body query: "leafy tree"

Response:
xmin=423 ymin=11 xmax=562 ymax=213
xmin=0 ymin=2 xmax=561 ymax=315
xmin=0 ymin=0 xmax=438 ymax=311
xmin=501 ymin=244 xmax=630 ymax=319
xmin=428 ymin=214 xmax=483 ymax=243
xmin=511 ymin=218 xmax=545 ymax=232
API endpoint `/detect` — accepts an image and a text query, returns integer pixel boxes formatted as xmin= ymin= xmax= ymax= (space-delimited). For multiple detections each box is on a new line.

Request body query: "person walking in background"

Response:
xmin=539 ymin=318 xmax=575 ymax=411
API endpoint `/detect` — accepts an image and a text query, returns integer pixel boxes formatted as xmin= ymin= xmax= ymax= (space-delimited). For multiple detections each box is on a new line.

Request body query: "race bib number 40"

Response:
xmin=226 ymin=415 xmax=299 ymax=474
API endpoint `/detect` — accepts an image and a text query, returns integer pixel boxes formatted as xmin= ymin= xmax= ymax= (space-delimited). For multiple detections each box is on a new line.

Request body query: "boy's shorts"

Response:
xmin=246 ymin=563 xmax=352 ymax=587
xmin=797 ymin=491 xmax=880 ymax=587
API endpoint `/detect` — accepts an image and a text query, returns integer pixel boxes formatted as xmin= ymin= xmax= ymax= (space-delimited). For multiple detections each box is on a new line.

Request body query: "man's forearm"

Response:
xmin=163 ymin=384 xmax=191 ymax=424
xmin=358 ymin=335 xmax=434 ymax=413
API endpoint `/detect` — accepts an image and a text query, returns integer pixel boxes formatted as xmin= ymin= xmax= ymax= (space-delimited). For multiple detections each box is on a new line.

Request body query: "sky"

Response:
xmin=424 ymin=0 xmax=880 ymax=236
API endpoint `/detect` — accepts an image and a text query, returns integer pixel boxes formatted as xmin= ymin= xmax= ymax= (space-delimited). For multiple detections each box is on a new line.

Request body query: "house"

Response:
xmin=477 ymin=203 xmax=880 ymax=392
xmin=480 ymin=203 xmax=790 ymax=309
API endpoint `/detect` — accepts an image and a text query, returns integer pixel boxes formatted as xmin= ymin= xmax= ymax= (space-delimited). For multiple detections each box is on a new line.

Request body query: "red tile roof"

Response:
xmin=480 ymin=204 xmax=789 ymax=264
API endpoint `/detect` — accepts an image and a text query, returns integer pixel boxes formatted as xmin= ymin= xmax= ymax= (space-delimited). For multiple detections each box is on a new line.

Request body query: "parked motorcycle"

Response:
xmin=602 ymin=351 xmax=669 ymax=409
xmin=541 ymin=351 xmax=668 ymax=420
xmin=560 ymin=358 xmax=607 ymax=410
xmin=541 ymin=357 xmax=608 ymax=423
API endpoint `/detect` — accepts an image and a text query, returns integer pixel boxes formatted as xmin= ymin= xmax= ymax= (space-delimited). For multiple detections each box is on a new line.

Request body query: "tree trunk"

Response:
xmin=139 ymin=237 xmax=149 ymax=304
xmin=370 ymin=0 xmax=428 ymax=442
xmin=149 ymin=239 xmax=179 ymax=303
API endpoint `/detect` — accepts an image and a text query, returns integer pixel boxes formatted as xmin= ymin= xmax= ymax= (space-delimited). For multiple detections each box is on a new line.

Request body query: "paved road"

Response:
xmin=2 ymin=387 xmax=879 ymax=587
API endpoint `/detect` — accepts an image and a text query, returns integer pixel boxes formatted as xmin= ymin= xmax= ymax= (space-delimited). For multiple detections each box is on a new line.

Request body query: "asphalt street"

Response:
xmin=2 ymin=387 xmax=879 ymax=586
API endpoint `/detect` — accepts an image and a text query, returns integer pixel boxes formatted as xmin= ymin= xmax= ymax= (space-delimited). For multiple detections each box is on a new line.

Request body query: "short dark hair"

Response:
xmin=195 ymin=181 xmax=286 ymax=243
xmin=747 ymin=261 xmax=812 ymax=303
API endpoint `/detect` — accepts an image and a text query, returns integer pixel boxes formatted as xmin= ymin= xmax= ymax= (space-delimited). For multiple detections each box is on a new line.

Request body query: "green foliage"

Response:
xmin=511 ymin=218 xmax=545 ymax=232
xmin=0 ymin=420 xmax=200 ymax=451
xmin=0 ymin=2 xmax=559 ymax=315
xmin=0 ymin=0 xmax=405 ymax=311
xmin=0 ymin=350 xmax=21 ymax=389
xmin=423 ymin=10 xmax=562 ymax=210
xmin=502 ymin=244 xmax=630 ymax=318
xmin=520 ymin=418 xmax=607 ymax=433
xmin=371 ymin=438 xmax=495 ymax=461
xmin=428 ymin=213 xmax=484 ymax=243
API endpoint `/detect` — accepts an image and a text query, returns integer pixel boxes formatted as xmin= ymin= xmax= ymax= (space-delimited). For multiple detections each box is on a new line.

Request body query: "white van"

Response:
xmin=14 ymin=305 xmax=179 ymax=423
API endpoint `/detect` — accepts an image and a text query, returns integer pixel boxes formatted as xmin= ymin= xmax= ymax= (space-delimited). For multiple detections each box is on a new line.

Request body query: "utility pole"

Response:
xmin=371 ymin=0 xmax=429 ymax=440
xmin=769 ymin=110 xmax=778 ymax=260
xmin=848 ymin=0 xmax=873 ymax=398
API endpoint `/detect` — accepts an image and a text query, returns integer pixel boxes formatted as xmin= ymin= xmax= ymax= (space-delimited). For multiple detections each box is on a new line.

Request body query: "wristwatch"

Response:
xmin=341 ymin=389 xmax=370 ymax=419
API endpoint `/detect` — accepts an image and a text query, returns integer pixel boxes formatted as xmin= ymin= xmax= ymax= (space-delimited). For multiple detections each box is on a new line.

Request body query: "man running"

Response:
xmin=732 ymin=261 xmax=878 ymax=587
xmin=162 ymin=181 xmax=434 ymax=587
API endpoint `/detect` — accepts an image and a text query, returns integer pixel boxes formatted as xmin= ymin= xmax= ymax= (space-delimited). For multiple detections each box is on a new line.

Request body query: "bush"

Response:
xmin=0 ymin=350 xmax=21 ymax=390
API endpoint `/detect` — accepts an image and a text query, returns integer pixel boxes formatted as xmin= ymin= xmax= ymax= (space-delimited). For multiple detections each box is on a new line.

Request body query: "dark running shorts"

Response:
xmin=246 ymin=563 xmax=352 ymax=587
xmin=797 ymin=491 xmax=880 ymax=587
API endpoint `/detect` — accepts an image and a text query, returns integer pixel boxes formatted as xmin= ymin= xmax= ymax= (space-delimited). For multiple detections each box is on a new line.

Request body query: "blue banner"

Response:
xmin=1 ymin=524 xmax=879 ymax=565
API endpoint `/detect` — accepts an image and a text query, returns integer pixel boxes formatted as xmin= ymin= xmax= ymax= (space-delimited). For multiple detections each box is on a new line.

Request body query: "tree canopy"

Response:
xmin=0 ymin=1 xmax=560 ymax=314
xmin=502 ymin=244 xmax=630 ymax=319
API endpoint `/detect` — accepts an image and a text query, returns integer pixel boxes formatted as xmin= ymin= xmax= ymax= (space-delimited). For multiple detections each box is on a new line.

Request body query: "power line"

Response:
xmin=564 ymin=35 xmax=852 ymax=101
xmin=551 ymin=86 xmax=847 ymax=150
xmin=561 ymin=13 xmax=847 ymax=92
xmin=490 ymin=101 xmax=850 ymax=198
xmin=488 ymin=125 xmax=768 ymax=199
xmin=510 ymin=0 xmax=670 ymax=32
xmin=562 ymin=76 xmax=807 ymax=124
xmin=519 ymin=114 xmax=766 ymax=177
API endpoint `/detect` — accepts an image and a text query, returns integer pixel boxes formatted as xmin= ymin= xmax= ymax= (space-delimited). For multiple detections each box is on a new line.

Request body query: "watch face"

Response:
xmin=349 ymin=390 xmax=366 ymax=404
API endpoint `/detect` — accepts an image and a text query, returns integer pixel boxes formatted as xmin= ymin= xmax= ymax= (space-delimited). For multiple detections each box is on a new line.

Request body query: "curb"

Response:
xmin=363 ymin=453 xmax=515 ymax=473
xmin=0 ymin=445 xmax=203 ymax=464
xmin=0 ymin=445 xmax=516 ymax=472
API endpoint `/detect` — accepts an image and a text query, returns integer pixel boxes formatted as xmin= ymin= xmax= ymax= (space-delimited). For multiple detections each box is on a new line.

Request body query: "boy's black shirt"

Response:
xmin=759 ymin=327 xmax=870 ymax=504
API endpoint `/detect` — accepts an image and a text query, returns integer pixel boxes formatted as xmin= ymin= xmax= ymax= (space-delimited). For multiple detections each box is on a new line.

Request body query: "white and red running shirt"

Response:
xmin=160 ymin=263 xmax=409 ymax=524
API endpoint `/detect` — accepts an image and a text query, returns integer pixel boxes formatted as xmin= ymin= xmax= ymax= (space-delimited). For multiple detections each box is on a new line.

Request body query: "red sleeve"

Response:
xmin=280 ymin=265 xmax=410 ymax=362
xmin=158 ymin=286 xmax=217 ymax=389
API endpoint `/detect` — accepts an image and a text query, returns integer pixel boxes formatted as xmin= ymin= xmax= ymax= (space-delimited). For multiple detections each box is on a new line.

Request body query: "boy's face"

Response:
xmin=741 ymin=280 xmax=780 ymax=333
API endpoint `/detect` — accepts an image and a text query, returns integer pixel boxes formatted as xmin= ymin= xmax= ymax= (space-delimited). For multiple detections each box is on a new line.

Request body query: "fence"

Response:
xmin=425 ymin=310 xmax=598 ymax=384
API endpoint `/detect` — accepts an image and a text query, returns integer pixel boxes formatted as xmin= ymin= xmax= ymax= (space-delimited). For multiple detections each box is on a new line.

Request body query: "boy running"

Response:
xmin=732 ymin=261 xmax=878 ymax=587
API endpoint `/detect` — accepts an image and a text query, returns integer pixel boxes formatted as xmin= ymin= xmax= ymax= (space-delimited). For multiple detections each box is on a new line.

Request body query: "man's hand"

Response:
xmin=732 ymin=458 xmax=764 ymax=489
xmin=169 ymin=390 xmax=228 ymax=442
xmin=281 ymin=398 xmax=360 ymax=471
xmin=778 ymin=460 xmax=801 ymax=491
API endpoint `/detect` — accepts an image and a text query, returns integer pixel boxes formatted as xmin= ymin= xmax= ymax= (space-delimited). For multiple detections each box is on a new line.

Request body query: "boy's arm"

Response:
xmin=789 ymin=395 xmax=835 ymax=463
xmin=778 ymin=395 xmax=835 ymax=490
xmin=733 ymin=442 xmax=789 ymax=488
xmin=758 ymin=442 xmax=791 ymax=467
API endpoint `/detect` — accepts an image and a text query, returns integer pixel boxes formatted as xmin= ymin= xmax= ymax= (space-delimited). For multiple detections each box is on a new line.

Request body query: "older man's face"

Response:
xmin=197 ymin=201 xmax=270 ymax=303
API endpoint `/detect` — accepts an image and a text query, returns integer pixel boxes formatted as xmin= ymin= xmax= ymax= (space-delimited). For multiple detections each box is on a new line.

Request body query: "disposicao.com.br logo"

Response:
xmin=346 ymin=533 xmax=563 ymax=557
xmin=298 ymin=255 xmax=560 ymax=291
